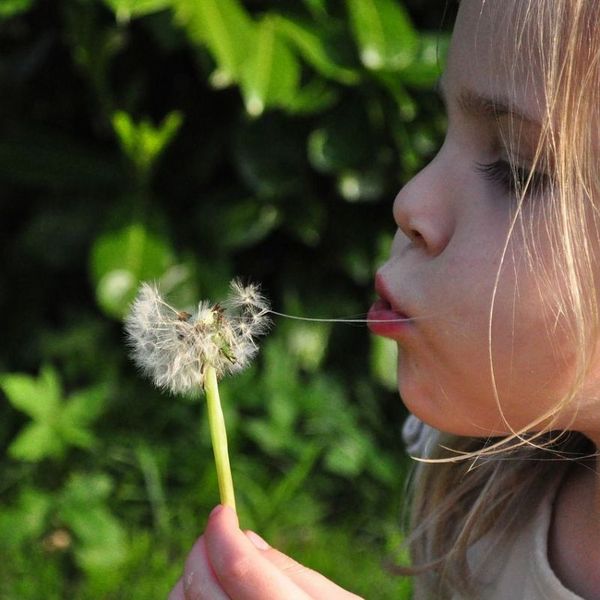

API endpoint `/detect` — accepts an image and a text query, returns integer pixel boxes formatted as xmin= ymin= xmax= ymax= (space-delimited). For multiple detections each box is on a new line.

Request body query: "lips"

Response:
xmin=367 ymin=274 xmax=412 ymax=339
xmin=369 ymin=297 xmax=401 ymax=316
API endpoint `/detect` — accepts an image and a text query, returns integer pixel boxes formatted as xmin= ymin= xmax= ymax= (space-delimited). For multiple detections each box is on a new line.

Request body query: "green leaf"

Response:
xmin=58 ymin=424 xmax=96 ymax=450
xmin=286 ymin=322 xmax=331 ymax=372
xmin=273 ymin=15 xmax=359 ymax=85
xmin=262 ymin=338 xmax=300 ymax=420
xmin=62 ymin=385 xmax=108 ymax=427
xmin=370 ymin=334 xmax=397 ymax=391
xmin=399 ymin=32 xmax=450 ymax=89
xmin=375 ymin=70 xmax=418 ymax=121
xmin=102 ymin=0 xmax=171 ymax=23
xmin=111 ymin=111 xmax=183 ymax=179
xmin=9 ymin=422 xmax=65 ymax=461
xmin=4 ymin=366 xmax=107 ymax=462
xmin=40 ymin=364 xmax=62 ymax=405
xmin=58 ymin=385 xmax=108 ymax=451
xmin=215 ymin=201 xmax=281 ymax=250
xmin=75 ymin=514 xmax=127 ymax=572
xmin=1 ymin=365 xmax=61 ymax=420
xmin=266 ymin=443 xmax=322 ymax=516
xmin=241 ymin=17 xmax=300 ymax=117
xmin=91 ymin=223 xmax=174 ymax=318
xmin=61 ymin=473 xmax=113 ymax=507
xmin=174 ymin=0 xmax=255 ymax=85
xmin=0 ymin=0 xmax=35 ymax=19
xmin=96 ymin=269 xmax=138 ymax=319
xmin=346 ymin=0 xmax=418 ymax=71
xmin=59 ymin=474 xmax=127 ymax=573
xmin=324 ymin=431 xmax=371 ymax=477
xmin=245 ymin=419 xmax=288 ymax=455
xmin=284 ymin=79 xmax=339 ymax=115
xmin=157 ymin=260 xmax=201 ymax=311
xmin=302 ymin=0 xmax=328 ymax=20
xmin=0 ymin=489 xmax=51 ymax=549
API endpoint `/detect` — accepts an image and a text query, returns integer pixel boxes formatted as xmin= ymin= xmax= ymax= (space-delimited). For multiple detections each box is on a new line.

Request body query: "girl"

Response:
xmin=169 ymin=0 xmax=600 ymax=598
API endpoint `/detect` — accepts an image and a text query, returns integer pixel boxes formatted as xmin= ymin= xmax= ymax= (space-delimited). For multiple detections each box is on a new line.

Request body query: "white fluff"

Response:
xmin=124 ymin=279 xmax=271 ymax=395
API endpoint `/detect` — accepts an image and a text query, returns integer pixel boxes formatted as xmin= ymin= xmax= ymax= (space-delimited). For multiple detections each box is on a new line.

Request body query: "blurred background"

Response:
xmin=0 ymin=0 xmax=455 ymax=597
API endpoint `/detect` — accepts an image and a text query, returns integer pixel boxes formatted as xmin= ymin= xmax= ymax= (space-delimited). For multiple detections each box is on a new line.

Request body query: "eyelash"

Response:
xmin=475 ymin=160 xmax=550 ymax=197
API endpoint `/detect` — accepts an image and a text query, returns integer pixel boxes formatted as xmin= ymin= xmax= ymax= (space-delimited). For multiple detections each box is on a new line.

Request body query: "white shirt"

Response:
xmin=457 ymin=476 xmax=582 ymax=599
xmin=403 ymin=415 xmax=584 ymax=600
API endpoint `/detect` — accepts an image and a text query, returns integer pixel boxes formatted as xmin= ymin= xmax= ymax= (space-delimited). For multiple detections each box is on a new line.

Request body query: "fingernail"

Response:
xmin=184 ymin=571 xmax=195 ymax=592
xmin=246 ymin=530 xmax=270 ymax=550
xmin=209 ymin=505 xmax=224 ymax=519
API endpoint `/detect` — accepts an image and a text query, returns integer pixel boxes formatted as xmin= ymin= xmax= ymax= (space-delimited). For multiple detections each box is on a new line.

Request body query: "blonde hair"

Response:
xmin=404 ymin=2 xmax=600 ymax=597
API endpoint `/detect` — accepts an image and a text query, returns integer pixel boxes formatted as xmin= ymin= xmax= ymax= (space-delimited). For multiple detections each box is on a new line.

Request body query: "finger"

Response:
xmin=168 ymin=578 xmax=185 ymax=600
xmin=204 ymin=505 xmax=311 ymax=600
xmin=183 ymin=535 xmax=231 ymax=600
xmin=245 ymin=531 xmax=364 ymax=600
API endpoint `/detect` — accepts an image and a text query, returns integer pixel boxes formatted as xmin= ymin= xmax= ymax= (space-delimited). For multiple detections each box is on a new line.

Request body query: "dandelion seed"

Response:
xmin=124 ymin=279 xmax=271 ymax=396
xmin=124 ymin=279 xmax=271 ymax=511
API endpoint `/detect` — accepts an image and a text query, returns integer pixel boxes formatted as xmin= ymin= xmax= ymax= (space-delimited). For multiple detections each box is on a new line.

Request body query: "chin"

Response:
xmin=398 ymin=380 xmax=447 ymax=430
xmin=398 ymin=382 xmax=486 ymax=437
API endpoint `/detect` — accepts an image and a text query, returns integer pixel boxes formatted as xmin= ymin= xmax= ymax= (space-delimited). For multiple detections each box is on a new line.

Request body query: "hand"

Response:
xmin=169 ymin=504 xmax=364 ymax=600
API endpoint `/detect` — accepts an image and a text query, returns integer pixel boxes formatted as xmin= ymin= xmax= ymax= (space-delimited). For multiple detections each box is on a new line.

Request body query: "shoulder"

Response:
xmin=466 ymin=473 xmax=585 ymax=600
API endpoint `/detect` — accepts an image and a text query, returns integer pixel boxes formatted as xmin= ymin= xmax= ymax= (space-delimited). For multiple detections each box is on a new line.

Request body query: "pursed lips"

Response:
xmin=367 ymin=272 xmax=415 ymax=339
xmin=374 ymin=272 xmax=409 ymax=318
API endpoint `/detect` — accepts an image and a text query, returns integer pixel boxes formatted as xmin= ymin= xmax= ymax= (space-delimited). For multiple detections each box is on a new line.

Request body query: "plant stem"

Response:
xmin=204 ymin=365 xmax=236 ymax=511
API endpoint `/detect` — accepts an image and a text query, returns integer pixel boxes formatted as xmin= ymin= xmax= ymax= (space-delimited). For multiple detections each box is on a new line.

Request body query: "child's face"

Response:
xmin=374 ymin=0 xmax=596 ymax=437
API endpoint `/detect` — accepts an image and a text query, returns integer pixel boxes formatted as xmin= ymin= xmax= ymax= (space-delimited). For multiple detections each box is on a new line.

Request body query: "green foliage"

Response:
xmin=102 ymin=0 xmax=171 ymax=23
xmin=241 ymin=16 xmax=301 ymax=117
xmin=371 ymin=336 xmax=399 ymax=391
xmin=0 ymin=0 xmax=34 ymax=19
xmin=286 ymin=526 xmax=413 ymax=598
xmin=273 ymin=15 xmax=359 ymax=85
xmin=0 ymin=0 xmax=454 ymax=597
xmin=2 ymin=366 xmax=107 ymax=461
xmin=91 ymin=223 xmax=175 ymax=318
xmin=59 ymin=473 xmax=128 ymax=573
xmin=174 ymin=0 xmax=256 ymax=87
xmin=111 ymin=110 xmax=183 ymax=181
xmin=347 ymin=0 xmax=418 ymax=70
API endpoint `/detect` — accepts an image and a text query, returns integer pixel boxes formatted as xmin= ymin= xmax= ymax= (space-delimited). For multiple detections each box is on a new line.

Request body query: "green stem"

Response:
xmin=204 ymin=365 xmax=236 ymax=511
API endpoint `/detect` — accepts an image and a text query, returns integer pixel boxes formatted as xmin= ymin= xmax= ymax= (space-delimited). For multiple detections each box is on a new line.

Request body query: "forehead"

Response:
xmin=447 ymin=0 xmax=546 ymax=123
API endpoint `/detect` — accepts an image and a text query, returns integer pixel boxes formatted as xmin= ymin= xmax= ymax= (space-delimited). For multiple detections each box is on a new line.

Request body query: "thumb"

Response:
xmin=204 ymin=505 xmax=311 ymax=600
xmin=245 ymin=531 xmax=364 ymax=600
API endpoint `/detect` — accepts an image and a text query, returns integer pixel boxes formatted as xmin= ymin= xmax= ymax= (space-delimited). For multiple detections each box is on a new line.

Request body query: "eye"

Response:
xmin=475 ymin=160 xmax=550 ymax=197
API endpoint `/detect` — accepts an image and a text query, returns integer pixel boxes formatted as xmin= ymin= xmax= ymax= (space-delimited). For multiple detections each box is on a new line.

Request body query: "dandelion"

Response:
xmin=125 ymin=278 xmax=271 ymax=510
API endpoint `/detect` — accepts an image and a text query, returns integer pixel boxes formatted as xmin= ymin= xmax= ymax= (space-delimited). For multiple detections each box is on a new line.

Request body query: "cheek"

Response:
xmin=398 ymin=247 xmax=578 ymax=436
xmin=490 ymin=266 xmax=578 ymax=418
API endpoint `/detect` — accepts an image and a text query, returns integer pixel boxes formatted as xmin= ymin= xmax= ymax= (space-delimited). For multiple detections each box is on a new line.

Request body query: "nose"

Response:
xmin=393 ymin=152 xmax=455 ymax=256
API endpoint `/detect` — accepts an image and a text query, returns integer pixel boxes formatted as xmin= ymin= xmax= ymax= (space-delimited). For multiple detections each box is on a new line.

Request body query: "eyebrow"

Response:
xmin=436 ymin=77 xmax=540 ymax=127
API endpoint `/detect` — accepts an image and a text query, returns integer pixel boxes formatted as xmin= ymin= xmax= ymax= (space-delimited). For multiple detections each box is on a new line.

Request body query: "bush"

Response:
xmin=0 ymin=0 xmax=455 ymax=597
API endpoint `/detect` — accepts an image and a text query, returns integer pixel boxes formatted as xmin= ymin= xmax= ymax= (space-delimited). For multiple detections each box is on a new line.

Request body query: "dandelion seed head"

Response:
xmin=125 ymin=280 xmax=271 ymax=395
xmin=227 ymin=278 xmax=269 ymax=312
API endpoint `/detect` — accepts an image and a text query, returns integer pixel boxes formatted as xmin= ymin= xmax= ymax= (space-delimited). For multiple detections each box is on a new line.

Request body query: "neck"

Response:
xmin=548 ymin=449 xmax=600 ymax=599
